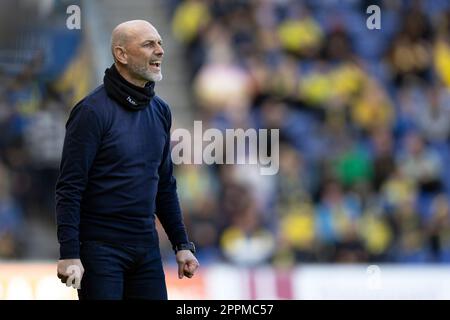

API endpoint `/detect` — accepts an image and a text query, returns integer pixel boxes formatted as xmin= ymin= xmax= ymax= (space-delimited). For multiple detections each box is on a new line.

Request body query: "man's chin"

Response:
xmin=148 ymin=72 xmax=162 ymax=82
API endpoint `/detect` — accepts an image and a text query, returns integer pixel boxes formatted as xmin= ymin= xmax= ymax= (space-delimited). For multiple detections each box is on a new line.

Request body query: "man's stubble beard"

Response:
xmin=129 ymin=60 xmax=162 ymax=83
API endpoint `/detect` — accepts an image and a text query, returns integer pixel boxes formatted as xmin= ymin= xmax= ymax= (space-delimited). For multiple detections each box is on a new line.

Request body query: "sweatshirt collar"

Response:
xmin=103 ymin=64 xmax=155 ymax=110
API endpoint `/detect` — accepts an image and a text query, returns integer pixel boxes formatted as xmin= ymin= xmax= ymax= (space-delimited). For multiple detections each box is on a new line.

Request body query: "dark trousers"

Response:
xmin=78 ymin=241 xmax=167 ymax=300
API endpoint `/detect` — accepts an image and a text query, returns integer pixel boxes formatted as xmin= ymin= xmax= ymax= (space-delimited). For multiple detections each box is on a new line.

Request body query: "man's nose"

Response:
xmin=155 ymin=44 xmax=164 ymax=57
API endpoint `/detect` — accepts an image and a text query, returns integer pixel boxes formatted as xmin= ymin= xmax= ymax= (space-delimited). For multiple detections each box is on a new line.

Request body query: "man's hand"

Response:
xmin=176 ymin=250 xmax=199 ymax=279
xmin=57 ymin=259 xmax=84 ymax=289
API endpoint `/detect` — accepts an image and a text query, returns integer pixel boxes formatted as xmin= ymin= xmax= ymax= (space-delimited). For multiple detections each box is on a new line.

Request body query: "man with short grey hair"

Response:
xmin=55 ymin=20 xmax=199 ymax=300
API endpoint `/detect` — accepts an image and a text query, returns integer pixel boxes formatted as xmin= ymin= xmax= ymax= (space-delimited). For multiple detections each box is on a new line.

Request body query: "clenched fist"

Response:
xmin=57 ymin=259 xmax=84 ymax=289
xmin=176 ymin=250 xmax=199 ymax=279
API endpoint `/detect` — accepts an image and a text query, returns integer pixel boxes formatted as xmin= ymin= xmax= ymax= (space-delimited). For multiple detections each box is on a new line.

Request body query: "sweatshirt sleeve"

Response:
xmin=55 ymin=102 xmax=103 ymax=259
xmin=155 ymin=105 xmax=189 ymax=250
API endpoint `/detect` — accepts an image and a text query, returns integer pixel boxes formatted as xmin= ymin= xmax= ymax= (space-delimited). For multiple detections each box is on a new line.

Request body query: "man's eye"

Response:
xmin=143 ymin=42 xmax=162 ymax=48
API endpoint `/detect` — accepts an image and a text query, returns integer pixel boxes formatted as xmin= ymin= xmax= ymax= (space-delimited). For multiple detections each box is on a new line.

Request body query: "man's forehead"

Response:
xmin=113 ymin=20 xmax=162 ymax=45
xmin=131 ymin=25 xmax=162 ymax=42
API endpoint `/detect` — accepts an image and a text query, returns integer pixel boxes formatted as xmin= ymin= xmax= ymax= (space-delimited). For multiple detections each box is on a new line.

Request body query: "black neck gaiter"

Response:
xmin=103 ymin=64 xmax=155 ymax=111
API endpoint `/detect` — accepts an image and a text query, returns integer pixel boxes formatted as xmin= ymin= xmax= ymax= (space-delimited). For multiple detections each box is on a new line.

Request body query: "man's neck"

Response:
xmin=114 ymin=63 xmax=147 ymax=88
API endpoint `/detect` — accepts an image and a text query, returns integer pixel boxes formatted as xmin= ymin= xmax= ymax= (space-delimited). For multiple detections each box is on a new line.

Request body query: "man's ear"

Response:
xmin=114 ymin=46 xmax=128 ymax=65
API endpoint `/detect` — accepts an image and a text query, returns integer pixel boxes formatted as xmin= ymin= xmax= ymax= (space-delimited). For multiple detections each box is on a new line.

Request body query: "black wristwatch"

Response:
xmin=173 ymin=242 xmax=196 ymax=254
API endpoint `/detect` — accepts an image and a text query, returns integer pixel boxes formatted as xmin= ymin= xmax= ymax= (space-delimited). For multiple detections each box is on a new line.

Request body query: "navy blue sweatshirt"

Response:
xmin=55 ymin=66 xmax=188 ymax=259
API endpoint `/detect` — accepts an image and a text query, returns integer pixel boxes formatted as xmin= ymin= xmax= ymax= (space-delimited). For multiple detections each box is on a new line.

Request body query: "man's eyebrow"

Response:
xmin=141 ymin=39 xmax=163 ymax=44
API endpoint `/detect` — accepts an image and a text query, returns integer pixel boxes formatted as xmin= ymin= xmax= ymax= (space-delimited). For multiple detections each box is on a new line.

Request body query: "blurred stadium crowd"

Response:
xmin=170 ymin=0 xmax=450 ymax=265
xmin=0 ymin=0 xmax=88 ymax=258
xmin=1 ymin=0 xmax=450 ymax=266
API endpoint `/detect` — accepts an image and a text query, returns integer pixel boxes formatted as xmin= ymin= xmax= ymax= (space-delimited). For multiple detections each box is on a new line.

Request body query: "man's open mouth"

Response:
xmin=150 ymin=61 xmax=161 ymax=67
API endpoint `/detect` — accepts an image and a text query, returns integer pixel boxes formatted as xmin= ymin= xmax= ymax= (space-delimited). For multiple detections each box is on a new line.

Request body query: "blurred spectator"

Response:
xmin=415 ymin=85 xmax=450 ymax=143
xmin=359 ymin=206 xmax=393 ymax=262
xmin=434 ymin=33 xmax=450 ymax=88
xmin=332 ymin=138 xmax=373 ymax=189
xmin=220 ymin=183 xmax=275 ymax=266
xmin=381 ymin=167 xmax=417 ymax=210
xmin=277 ymin=4 xmax=324 ymax=59
xmin=370 ymin=127 xmax=396 ymax=192
xmin=350 ymin=78 xmax=394 ymax=134
xmin=315 ymin=180 xmax=361 ymax=261
xmin=392 ymin=198 xmax=428 ymax=263
xmin=397 ymin=131 xmax=443 ymax=194
xmin=176 ymin=164 xmax=221 ymax=263
xmin=426 ymin=194 xmax=450 ymax=262
xmin=0 ymin=161 xmax=24 ymax=258
xmin=24 ymin=89 xmax=66 ymax=169
xmin=385 ymin=2 xmax=433 ymax=86
xmin=276 ymin=200 xmax=316 ymax=264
